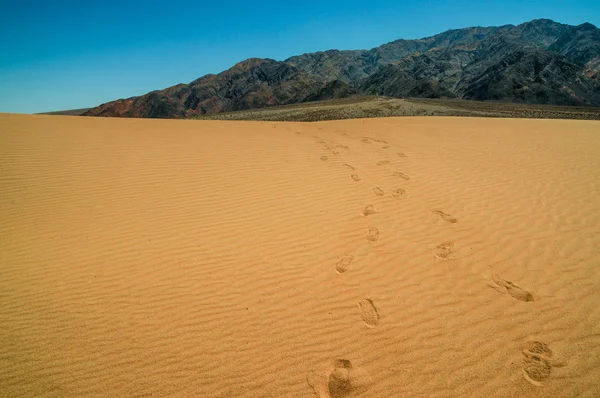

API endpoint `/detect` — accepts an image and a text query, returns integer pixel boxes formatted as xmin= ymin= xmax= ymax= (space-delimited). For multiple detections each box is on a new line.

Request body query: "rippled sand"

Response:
xmin=1 ymin=114 xmax=599 ymax=397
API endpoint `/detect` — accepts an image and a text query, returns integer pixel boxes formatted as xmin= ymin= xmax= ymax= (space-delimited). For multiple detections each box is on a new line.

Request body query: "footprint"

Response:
xmin=328 ymin=360 xmax=353 ymax=397
xmin=351 ymin=174 xmax=361 ymax=182
xmin=492 ymin=275 xmax=535 ymax=302
xmin=522 ymin=352 xmax=552 ymax=386
xmin=320 ymin=156 xmax=328 ymax=161
xmin=524 ymin=341 xmax=553 ymax=358
xmin=397 ymin=153 xmax=407 ymax=157
xmin=393 ymin=171 xmax=410 ymax=180
xmin=335 ymin=255 xmax=354 ymax=274
xmin=343 ymin=164 xmax=356 ymax=170
xmin=361 ymin=138 xmax=371 ymax=144
xmin=366 ymin=227 xmax=379 ymax=242
xmin=432 ymin=210 xmax=458 ymax=224
xmin=382 ymin=145 xmax=390 ymax=149
xmin=521 ymin=341 xmax=565 ymax=386
xmin=391 ymin=188 xmax=405 ymax=198
xmin=362 ymin=204 xmax=376 ymax=216
xmin=307 ymin=360 xmax=372 ymax=398
xmin=366 ymin=137 xmax=388 ymax=144
xmin=358 ymin=299 xmax=380 ymax=327
xmin=435 ymin=241 xmax=454 ymax=259
xmin=332 ymin=150 xmax=340 ymax=155
xmin=335 ymin=144 xmax=350 ymax=149
xmin=373 ymin=187 xmax=385 ymax=196
xmin=376 ymin=160 xmax=391 ymax=166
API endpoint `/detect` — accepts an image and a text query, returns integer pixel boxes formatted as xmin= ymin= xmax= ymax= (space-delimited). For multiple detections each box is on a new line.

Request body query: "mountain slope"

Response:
xmin=462 ymin=48 xmax=599 ymax=104
xmin=85 ymin=59 xmax=338 ymax=118
xmin=84 ymin=19 xmax=600 ymax=118
xmin=548 ymin=23 xmax=600 ymax=64
xmin=359 ymin=22 xmax=600 ymax=105
xmin=284 ymin=26 xmax=503 ymax=83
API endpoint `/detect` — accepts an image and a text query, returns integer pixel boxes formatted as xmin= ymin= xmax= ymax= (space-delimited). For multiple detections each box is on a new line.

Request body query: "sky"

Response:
xmin=1 ymin=0 xmax=598 ymax=114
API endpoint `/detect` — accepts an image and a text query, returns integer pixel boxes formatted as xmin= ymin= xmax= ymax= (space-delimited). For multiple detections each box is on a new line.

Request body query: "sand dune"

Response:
xmin=1 ymin=113 xmax=599 ymax=397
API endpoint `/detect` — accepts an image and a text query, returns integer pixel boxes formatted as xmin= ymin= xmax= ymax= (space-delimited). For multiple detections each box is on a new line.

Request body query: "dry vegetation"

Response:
xmin=41 ymin=96 xmax=600 ymax=121
xmin=409 ymin=98 xmax=600 ymax=120
xmin=195 ymin=96 xmax=600 ymax=121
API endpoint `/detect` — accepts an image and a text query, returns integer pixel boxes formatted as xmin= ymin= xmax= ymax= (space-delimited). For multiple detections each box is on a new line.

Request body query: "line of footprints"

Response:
xmin=321 ymin=135 xmax=459 ymax=329
xmin=310 ymin=132 xmax=560 ymax=395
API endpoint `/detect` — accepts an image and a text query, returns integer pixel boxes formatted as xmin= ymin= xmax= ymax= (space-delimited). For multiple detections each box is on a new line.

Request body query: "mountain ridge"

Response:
xmin=84 ymin=19 xmax=600 ymax=118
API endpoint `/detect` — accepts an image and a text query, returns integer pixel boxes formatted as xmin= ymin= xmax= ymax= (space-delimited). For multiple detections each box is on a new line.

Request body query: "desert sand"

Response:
xmin=1 ymin=113 xmax=599 ymax=397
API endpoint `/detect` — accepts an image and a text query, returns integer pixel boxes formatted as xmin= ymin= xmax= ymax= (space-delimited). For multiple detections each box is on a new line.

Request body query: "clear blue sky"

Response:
xmin=1 ymin=0 xmax=598 ymax=113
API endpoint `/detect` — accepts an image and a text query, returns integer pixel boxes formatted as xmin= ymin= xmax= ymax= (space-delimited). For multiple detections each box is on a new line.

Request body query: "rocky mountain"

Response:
xmin=303 ymin=80 xmax=356 ymax=102
xmin=360 ymin=21 xmax=600 ymax=105
xmin=548 ymin=23 xmax=600 ymax=64
xmin=84 ymin=19 xmax=600 ymax=118
xmin=284 ymin=26 xmax=503 ymax=83
xmin=85 ymin=59 xmax=327 ymax=118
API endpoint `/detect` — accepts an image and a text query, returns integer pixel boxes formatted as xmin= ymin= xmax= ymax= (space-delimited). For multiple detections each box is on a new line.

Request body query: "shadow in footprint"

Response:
xmin=373 ymin=187 xmax=385 ymax=196
xmin=335 ymin=255 xmax=354 ymax=274
xmin=435 ymin=241 xmax=454 ymax=259
xmin=362 ymin=205 xmax=376 ymax=216
xmin=522 ymin=353 xmax=552 ymax=386
xmin=307 ymin=360 xmax=372 ymax=398
xmin=358 ymin=299 xmax=380 ymax=327
xmin=391 ymin=188 xmax=405 ymax=198
xmin=343 ymin=164 xmax=356 ymax=170
xmin=492 ymin=275 xmax=535 ymax=302
xmin=521 ymin=341 xmax=565 ymax=386
xmin=432 ymin=210 xmax=458 ymax=224
xmin=366 ymin=227 xmax=379 ymax=242
xmin=329 ymin=360 xmax=353 ymax=398
xmin=393 ymin=171 xmax=410 ymax=180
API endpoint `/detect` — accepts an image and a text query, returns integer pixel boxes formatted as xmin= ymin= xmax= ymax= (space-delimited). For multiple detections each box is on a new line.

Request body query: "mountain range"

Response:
xmin=83 ymin=19 xmax=600 ymax=118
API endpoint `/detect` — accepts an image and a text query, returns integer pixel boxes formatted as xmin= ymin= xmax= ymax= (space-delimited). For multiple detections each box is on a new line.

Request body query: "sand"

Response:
xmin=1 ymin=113 xmax=599 ymax=397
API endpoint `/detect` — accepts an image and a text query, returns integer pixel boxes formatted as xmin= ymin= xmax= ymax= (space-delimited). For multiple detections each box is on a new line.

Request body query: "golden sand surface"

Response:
xmin=1 ymin=113 xmax=599 ymax=397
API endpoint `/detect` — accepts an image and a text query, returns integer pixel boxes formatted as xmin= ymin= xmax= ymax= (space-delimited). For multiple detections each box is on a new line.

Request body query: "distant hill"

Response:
xmin=84 ymin=19 xmax=600 ymax=119
xmin=40 ymin=108 xmax=91 ymax=116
